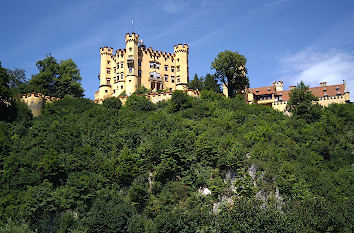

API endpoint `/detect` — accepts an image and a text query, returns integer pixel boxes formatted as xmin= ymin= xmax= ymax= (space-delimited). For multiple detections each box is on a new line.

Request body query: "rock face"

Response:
xmin=210 ymin=153 xmax=284 ymax=214
xmin=198 ymin=187 xmax=211 ymax=196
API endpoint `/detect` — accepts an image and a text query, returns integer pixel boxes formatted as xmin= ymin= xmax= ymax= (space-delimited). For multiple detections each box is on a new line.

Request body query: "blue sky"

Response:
xmin=1 ymin=0 xmax=354 ymax=99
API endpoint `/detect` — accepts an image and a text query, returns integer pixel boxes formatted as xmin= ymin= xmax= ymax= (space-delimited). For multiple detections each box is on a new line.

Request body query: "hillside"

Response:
xmin=0 ymin=91 xmax=353 ymax=232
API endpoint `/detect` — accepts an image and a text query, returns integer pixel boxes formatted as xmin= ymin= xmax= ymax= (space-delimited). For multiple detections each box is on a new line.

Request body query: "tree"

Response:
xmin=203 ymin=74 xmax=220 ymax=92
xmin=286 ymin=81 xmax=322 ymax=123
xmin=6 ymin=68 xmax=28 ymax=94
xmin=211 ymin=50 xmax=249 ymax=98
xmin=54 ymin=59 xmax=84 ymax=98
xmin=188 ymin=73 xmax=204 ymax=90
xmin=102 ymin=97 xmax=122 ymax=110
xmin=28 ymin=55 xmax=84 ymax=98
xmin=0 ymin=62 xmax=15 ymax=121
xmin=28 ymin=55 xmax=58 ymax=95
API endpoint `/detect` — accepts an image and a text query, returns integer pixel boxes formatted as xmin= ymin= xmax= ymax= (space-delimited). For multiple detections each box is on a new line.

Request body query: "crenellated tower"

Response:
xmin=125 ymin=33 xmax=139 ymax=95
xmin=273 ymin=81 xmax=284 ymax=91
xmin=173 ymin=44 xmax=189 ymax=90
xmin=98 ymin=46 xmax=114 ymax=99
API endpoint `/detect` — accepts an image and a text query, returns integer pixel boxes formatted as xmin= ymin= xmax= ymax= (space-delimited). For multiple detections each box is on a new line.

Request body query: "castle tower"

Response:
xmin=273 ymin=81 xmax=284 ymax=92
xmin=173 ymin=44 xmax=189 ymax=91
xmin=125 ymin=33 xmax=139 ymax=95
xmin=98 ymin=46 xmax=114 ymax=100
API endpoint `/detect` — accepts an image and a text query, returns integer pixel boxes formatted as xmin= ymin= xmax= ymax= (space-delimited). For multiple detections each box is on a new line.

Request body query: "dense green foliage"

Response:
xmin=0 ymin=62 xmax=14 ymax=121
xmin=188 ymin=73 xmax=220 ymax=93
xmin=23 ymin=55 xmax=84 ymax=98
xmin=0 ymin=91 xmax=353 ymax=232
xmin=287 ymin=81 xmax=322 ymax=123
xmin=0 ymin=63 xmax=33 ymax=122
xmin=211 ymin=50 xmax=249 ymax=98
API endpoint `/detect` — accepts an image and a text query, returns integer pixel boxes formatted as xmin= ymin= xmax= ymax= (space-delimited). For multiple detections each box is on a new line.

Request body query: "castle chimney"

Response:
xmin=320 ymin=82 xmax=327 ymax=87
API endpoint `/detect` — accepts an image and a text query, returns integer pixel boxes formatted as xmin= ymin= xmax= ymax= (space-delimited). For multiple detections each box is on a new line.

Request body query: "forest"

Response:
xmin=0 ymin=56 xmax=353 ymax=232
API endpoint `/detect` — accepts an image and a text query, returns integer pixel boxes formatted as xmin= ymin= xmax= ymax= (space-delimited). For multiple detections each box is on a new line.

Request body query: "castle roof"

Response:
xmin=249 ymin=83 xmax=346 ymax=101
xmin=249 ymin=86 xmax=275 ymax=95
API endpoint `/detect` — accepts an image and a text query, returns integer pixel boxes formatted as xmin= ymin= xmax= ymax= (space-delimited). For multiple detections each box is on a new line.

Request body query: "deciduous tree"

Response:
xmin=286 ymin=81 xmax=322 ymax=123
xmin=211 ymin=50 xmax=249 ymax=98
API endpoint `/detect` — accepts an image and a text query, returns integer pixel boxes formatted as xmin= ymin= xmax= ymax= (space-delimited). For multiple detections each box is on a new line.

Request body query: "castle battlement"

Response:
xmin=125 ymin=32 xmax=139 ymax=43
xmin=100 ymin=46 xmax=113 ymax=55
xmin=174 ymin=44 xmax=189 ymax=53
xmin=20 ymin=92 xmax=60 ymax=117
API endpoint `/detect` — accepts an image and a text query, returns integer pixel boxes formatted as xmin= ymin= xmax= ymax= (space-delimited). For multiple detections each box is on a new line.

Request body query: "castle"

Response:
xmin=95 ymin=33 xmax=189 ymax=103
xmin=243 ymin=81 xmax=350 ymax=112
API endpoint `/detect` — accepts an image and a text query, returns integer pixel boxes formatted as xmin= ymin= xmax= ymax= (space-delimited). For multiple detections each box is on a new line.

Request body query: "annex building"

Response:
xmin=95 ymin=33 xmax=189 ymax=102
xmin=245 ymin=81 xmax=350 ymax=112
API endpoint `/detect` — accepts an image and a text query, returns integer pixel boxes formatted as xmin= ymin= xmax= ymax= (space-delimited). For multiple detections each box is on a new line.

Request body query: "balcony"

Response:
xmin=257 ymin=96 xmax=274 ymax=105
xmin=149 ymin=71 xmax=162 ymax=82
xmin=127 ymin=55 xmax=134 ymax=66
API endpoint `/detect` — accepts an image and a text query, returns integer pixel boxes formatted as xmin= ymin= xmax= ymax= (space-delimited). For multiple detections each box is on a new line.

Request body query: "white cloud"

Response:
xmin=278 ymin=49 xmax=354 ymax=100
xmin=160 ymin=0 xmax=189 ymax=14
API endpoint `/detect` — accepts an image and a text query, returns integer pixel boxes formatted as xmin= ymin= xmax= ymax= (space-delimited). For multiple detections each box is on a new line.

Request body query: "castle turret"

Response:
xmin=173 ymin=44 xmax=189 ymax=91
xmin=98 ymin=46 xmax=114 ymax=100
xmin=125 ymin=33 xmax=139 ymax=95
xmin=273 ymin=81 xmax=284 ymax=91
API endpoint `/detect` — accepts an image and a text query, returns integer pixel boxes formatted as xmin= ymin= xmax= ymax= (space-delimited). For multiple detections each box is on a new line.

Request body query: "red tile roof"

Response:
xmin=249 ymin=86 xmax=275 ymax=95
xmin=249 ymin=83 xmax=346 ymax=102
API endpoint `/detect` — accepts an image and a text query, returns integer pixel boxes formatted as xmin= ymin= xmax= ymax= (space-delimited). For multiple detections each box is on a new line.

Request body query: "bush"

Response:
xmin=168 ymin=91 xmax=193 ymax=112
xmin=125 ymin=94 xmax=156 ymax=112
xmin=102 ymin=97 xmax=122 ymax=110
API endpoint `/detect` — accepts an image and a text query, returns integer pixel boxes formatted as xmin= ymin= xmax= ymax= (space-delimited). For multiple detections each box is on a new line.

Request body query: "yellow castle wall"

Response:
xmin=20 ymin=93 xmax=60 ymax=117
xmin=95 ymin=33 xmax=189 ymax=103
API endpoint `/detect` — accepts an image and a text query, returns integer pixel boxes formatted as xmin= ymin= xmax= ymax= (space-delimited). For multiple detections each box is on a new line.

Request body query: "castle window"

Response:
xmin=268 ymin=88 xmax=271 ymax=91
xmin=105 ymin=90 xmax=108 ymax=93
xmin=138 ymin=61 xmax=141 ymax=66
xmin=107 ymin=68 xmax=111 ymax=74
xmin=171 ymin=66 xmax=175 ymax=72
xmin=165 ymin=75 xmax=168 ymax=82
xmin=121 ymin=54 xmax=124 ymax=58
xmin=150 ymin=62 xmax=154 ymax=68
xmin=121 ymin=62 xmax=124 ymax=68
xmin=177 ymin=58 xmax=180 ymax=62
xmin=165 ymin=65 xmax=168 ymax=71
xmin=129 ymin=47 xmax=132 ymax=51
xmin=256 ymin=89 xmax=259 ymax=93
xmin=170 ymin=88 xmax=172 ymax=91
xmin=129 ymin=80 xmax=131 ymax=82
xmin=138 ymin=70 xmax=141 ymax=77
xmin=121 ymin=72 xmax=124 ymax=79
xmin=156 ymin=63 xmax=160 ymax=69
xmin=113 ymin=90 xmax=115 ymax=93
xmin=177 ymin=76 xmax=180 ymax=82
xmin=177 ymin=66 xmax=180 ymax=72
xmin=121 ymin=85 xmax=124 ymax=89
xmin=171 ymin=76 xmax=175 ymax=83
xmin=107 ymin=60 xmax=110 ymax=64
xmin=106 ymin=78 xmax=111 ymax=85
xmin=114 ymin=67 xmax=116 ymax=73
xmin=129 ymin=67 xmax=133 ymax=73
